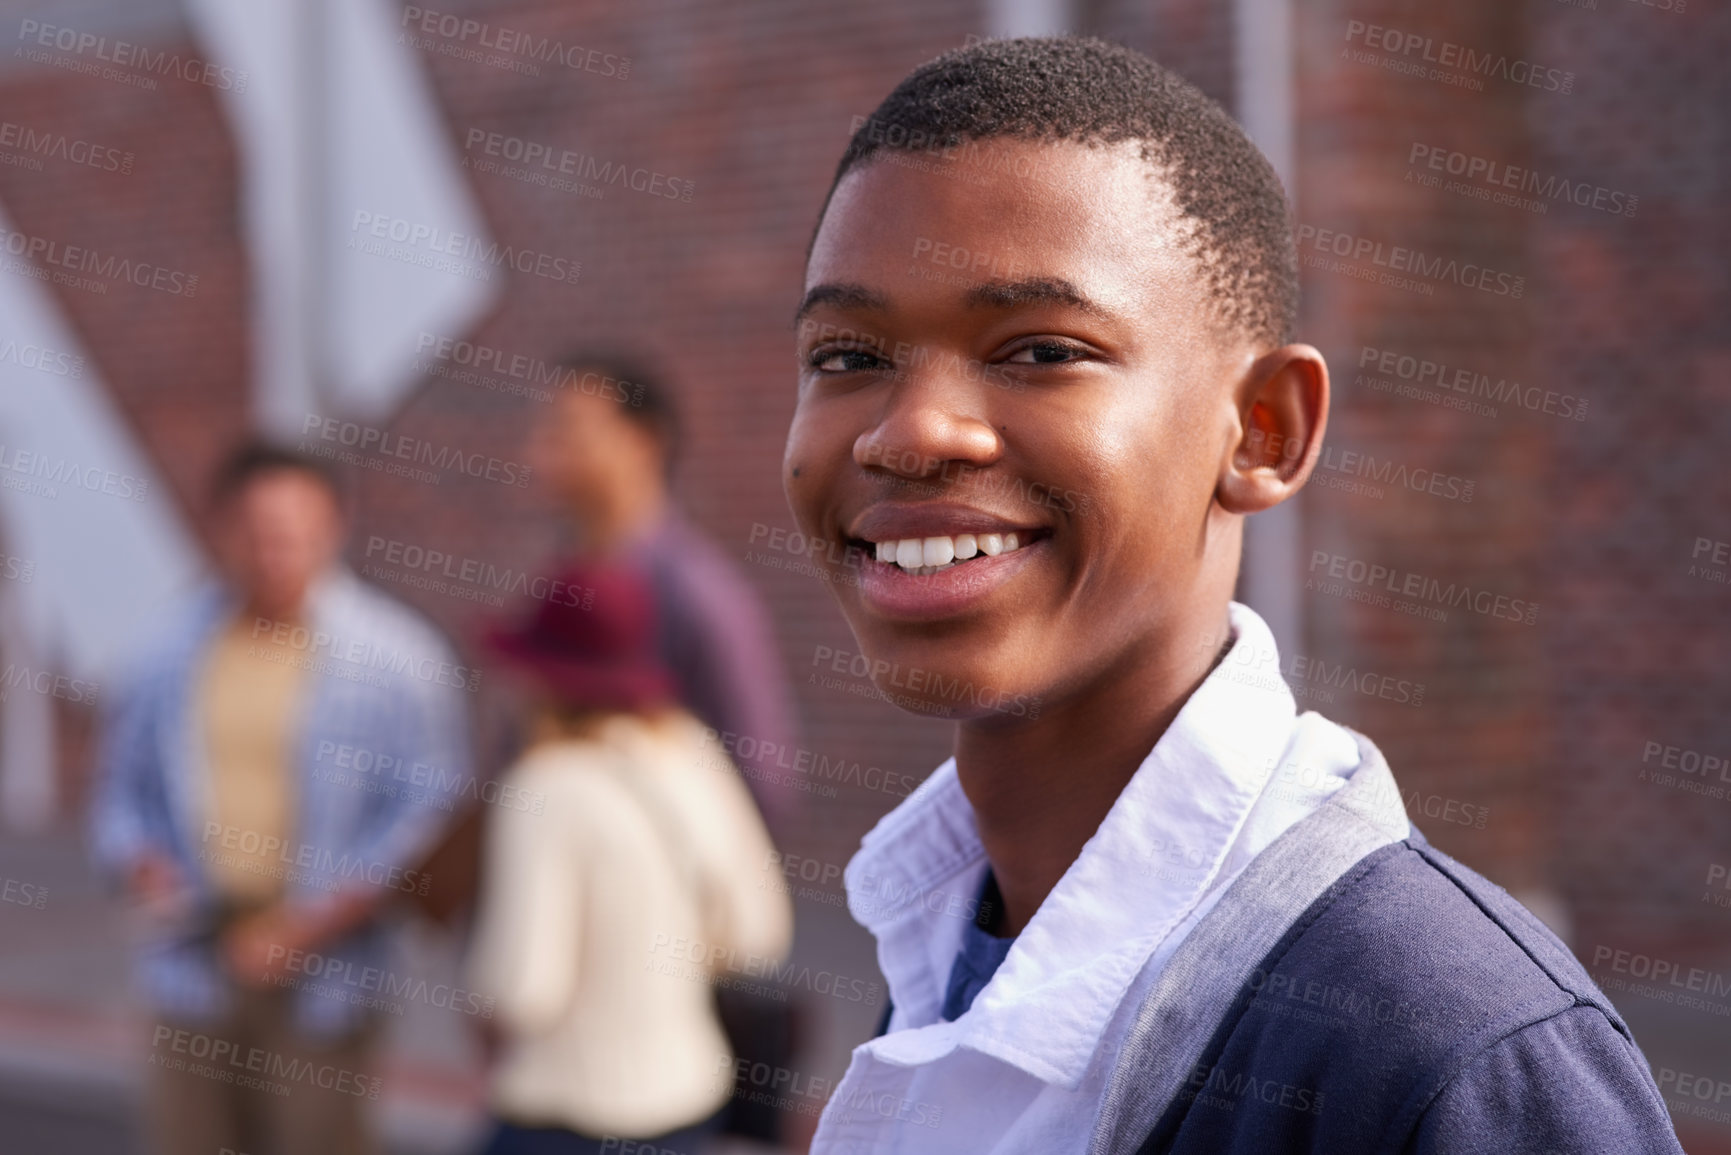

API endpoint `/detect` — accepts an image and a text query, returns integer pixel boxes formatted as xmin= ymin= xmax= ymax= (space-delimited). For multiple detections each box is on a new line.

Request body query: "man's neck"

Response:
xmin=238 ymin=596 xmax=308 ymax=631
xmin=953 ymin=613 xmax=1232 ymax=937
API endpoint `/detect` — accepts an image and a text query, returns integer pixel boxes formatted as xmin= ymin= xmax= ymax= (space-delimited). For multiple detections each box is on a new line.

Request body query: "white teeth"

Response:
xmin=870 ymin=532 xmax=1029 ymax=572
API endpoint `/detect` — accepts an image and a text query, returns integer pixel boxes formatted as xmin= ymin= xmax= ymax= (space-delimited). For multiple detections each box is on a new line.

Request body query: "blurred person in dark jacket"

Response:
xmin=90 ymin=443 xmax=473 ymax=1155
xmin=525 ymin=354 xmax=801 ymax=836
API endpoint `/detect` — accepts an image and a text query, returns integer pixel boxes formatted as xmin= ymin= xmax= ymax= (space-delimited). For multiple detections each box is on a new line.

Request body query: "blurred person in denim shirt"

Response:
xmin=90 ymin=442 xmax=473 ymax=1155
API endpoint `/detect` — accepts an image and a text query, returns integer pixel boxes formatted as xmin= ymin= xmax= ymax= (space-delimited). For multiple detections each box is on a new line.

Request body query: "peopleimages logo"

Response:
xmin=264 ymin=944 xmax=496 ymax=1019
xmin=910 ymin=235 xmax=1033 ymax=280
xmin=1357 ymin=346 xmax=1588 ymax=422
xmin=362 ymin=535 xmax=593 ymax=608
xmin=0 ymin=224 xmax=198 ymax=296
xmin=1178 ymin=1062 xmax=1324 ymax=1117
xmin=347 ymin=211 xmax=581 ymax=285
xmin=0 ymin=663 xmax=98 ymax=706
xmin=199 ymin=822 xmax=432 ymax=896
xmin=1406 ymin=143 xmax=1636 ymax=218
xmin=1688 ymin=537 xmax=1731 ymax=588
xmin=1306 ymin=551 xmax=1539 ymax=626
xmin=1210 ymin=636 xmax=1426 ymax=710
xmin=399 ymin=6 xmax=630 ymax=78
xmin=0 ymin=446 xmax=147 ymax=502
xmin=1297 ymin=224 xmax=1524 ymax=298
xmin=0 ymin=338 xmax=83 ymax=377
xmin=0 ymin=876 xmax=46 ymax=910
xmin=16 ymin=19 xmax=248 ymax=92
xmin=150 ymin=1026 xmax=380 ymax=1099
xmin=1705 ymin=865 xmax=1731 ymax=912
xmin=414 ymin=331 xmax=644 ymax=405
xmin=1248 ymin=429 xmax=1474 ymax=504
xmin=249 ymin=617 xmax=481 ymax=692
xmin=0 ymin=119 xmax=133 ymax=174
xmin=1342 ymin=21 xmax=1574 ymax=94
xmin=462 ymin=129 xmax=694 ymax=202
xmin=648 ymin=933 xmax=883 ymax=1006
xmin=809 ymin=644 xmax=1043 ymax=720
xmin=1240 ymin=965 xmax=1440 ymax=1033
xmin=1590 ymin=945 xmax=1731 ymax=1007
xmin=851 ymin=871 xmax=994 ymax=924
xmin=300 ymin=414 xmax=532 ymax=487
xmin=1657 ymin=1069 xmax=1731 ymax=1129
xmin=700 ymin=726 xmax=918 ymax=799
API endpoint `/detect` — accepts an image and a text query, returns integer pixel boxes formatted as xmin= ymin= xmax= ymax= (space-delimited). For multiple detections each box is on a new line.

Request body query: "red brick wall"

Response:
xmin=0 ymin=64 xmax=248 ymax=545
xmin=1295 ymin=4 xmax=1545 ymax=887
xmin=1293 ymin=0 xmax=1731 ymax=962
xmin=1294 ymin=2 xmax=1731 ymax=1146
xmin=1529 ymin=0 xmax=1730 ymax=958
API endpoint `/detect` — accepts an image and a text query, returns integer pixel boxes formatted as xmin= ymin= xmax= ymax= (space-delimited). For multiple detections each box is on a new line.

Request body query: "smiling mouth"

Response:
xmin=851 ymin=530 xmax=1045 ymax=577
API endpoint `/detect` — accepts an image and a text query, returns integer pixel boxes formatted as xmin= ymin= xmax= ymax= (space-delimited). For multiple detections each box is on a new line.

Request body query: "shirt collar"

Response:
xmin=843 ymin=602 xmax=1301 ymax=1089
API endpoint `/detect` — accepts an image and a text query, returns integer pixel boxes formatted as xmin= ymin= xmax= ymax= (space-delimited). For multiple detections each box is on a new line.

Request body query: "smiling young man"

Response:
xmin=782 ymin=37 xmax=1681 ymax=1155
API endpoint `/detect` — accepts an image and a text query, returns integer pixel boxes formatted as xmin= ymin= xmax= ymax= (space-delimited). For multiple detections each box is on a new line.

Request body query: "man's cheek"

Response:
xmin=781 ymin=414 xmax=844 ymax=523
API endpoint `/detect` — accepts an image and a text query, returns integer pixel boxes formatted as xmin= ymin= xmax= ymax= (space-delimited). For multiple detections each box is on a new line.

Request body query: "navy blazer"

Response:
xmin=1086 ymin=731 xmax=1685 ymax=1155
xmin=1121 ymin=833 xmax=1681 ymax=1153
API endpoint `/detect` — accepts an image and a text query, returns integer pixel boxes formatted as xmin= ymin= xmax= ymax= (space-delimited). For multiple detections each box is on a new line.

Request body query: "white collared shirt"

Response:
xmin=812 ymin=603 xmax=1394 ymax=1154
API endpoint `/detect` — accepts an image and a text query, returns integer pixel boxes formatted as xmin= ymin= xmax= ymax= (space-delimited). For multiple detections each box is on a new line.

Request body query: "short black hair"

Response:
xmin=209 ymin=441 xmax=343 ymax=508
xmin=820 ymin=36 xmax=1297 ymax=348
xmin=555 ymin=351 xmax=681 ymax=466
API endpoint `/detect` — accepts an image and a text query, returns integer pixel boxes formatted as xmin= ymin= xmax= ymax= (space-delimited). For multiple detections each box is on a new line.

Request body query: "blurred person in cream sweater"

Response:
xmin=466 ymin=562 xmax=792 ymax=1155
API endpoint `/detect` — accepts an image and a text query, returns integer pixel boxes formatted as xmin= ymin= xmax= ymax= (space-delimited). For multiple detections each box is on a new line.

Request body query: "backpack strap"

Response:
xmin=1089 ymin=730 xmax=1411 ymax=1155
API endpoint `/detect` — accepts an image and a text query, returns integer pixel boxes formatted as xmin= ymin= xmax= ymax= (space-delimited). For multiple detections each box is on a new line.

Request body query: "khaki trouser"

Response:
xmin=146 ymin=984 xmax=380 ymax=1155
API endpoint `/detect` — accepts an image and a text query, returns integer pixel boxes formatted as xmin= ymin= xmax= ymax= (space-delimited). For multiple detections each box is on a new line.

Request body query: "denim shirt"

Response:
xmin=89 ymin=568 xmax=473 ymax=1035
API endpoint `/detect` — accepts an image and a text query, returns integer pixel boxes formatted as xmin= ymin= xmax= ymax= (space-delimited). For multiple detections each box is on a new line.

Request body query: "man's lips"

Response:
xmin=851 ymin=534 xmax=1046 ymax=620
xmin=833 ymin=503 xmax=1052 ymax=619
xmin=844 ymin=503 xmax=1048 ymax=577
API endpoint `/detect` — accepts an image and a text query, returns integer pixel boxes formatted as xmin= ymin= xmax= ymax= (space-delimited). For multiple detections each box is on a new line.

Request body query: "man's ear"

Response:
xmin=1216 ymin=344 xmax=1329 ymax=515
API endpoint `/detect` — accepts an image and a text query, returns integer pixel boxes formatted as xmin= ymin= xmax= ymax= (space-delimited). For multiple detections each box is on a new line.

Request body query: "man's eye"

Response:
xmin=812 ymin=348 xmax=887 ymax=372
xmin=1005 ymin=341 xmax=1083 ymax=364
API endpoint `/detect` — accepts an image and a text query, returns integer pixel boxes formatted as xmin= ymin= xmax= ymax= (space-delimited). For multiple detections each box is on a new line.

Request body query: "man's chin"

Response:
xmin=850 ymin=653 xmax=1044 ymax=726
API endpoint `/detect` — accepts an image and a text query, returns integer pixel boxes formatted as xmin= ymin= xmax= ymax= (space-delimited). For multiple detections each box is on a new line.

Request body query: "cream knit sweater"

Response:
xmin=466 ymin=710 xmax=793 ymax=1137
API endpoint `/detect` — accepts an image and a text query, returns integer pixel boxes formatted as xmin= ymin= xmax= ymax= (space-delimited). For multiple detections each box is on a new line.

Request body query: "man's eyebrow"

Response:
xmin=964 ymin=276 xmax=1110 ymax=318
xmin=794 ymin=282 xmax=890 ymax=326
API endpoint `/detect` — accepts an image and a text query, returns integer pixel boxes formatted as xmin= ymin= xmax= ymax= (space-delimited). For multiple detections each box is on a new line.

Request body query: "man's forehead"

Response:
xmin=807 ymin=139 xmax=1189 ymax=306
xmin=819 ymin=137 xmax=1177 ymax=234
